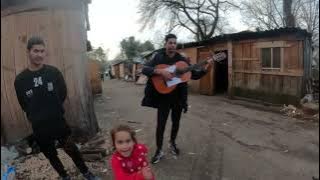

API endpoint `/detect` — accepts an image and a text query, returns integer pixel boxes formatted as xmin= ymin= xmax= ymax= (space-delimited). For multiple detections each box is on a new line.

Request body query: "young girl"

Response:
xmin=110 ymin=125 xmax=155 ymax=180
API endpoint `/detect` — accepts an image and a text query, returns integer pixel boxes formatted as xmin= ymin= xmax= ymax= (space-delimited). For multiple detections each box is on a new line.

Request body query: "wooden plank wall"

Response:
xmin=198 ymin=47 xmax=214 ymax=95
xmin=111 ymin=65 xmax=116 ymax=78
xmin=1 ymin=5 xmax=98 ymax=143
xmin=179 ymin=44 xmax=228 ymax=95
xmin=132 ymin=64 xmax=143 ymax=79
xmin=233 ymin=40 xmax=261 ymax=90
xmin=119 ymin=63 xmax=125 ymax=79
xmin=232 ymin=38 xmax=304 ymax=98
xmin=178 ymin=48 xmax=199 ymax=93
xmin=88 ymin=59 xmax=102 ymax=94
xmin=112 ymin=64 xmax=120 ymax=79
xmin=2 ymin=10 xmax=35 ymax=142
xmin=132 ymin=64 xmax=137 ymax=78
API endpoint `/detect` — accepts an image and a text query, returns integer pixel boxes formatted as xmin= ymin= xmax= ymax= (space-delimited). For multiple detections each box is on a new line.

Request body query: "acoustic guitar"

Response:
xmin=151 ymin=52 xmax=227 ymax=94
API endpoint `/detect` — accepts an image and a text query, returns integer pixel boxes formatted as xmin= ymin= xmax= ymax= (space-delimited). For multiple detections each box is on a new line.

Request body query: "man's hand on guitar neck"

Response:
xmin=154 ymin=69 xmax=174 ymax=81
xmin=203 ymin=57 xmax=213 ymax=71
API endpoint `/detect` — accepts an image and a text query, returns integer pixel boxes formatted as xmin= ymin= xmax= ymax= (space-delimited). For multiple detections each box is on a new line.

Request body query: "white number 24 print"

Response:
xmin=33 ymin=77 xmax=43 ymax=87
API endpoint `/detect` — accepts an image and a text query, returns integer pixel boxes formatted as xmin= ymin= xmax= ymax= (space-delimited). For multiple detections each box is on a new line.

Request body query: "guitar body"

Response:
xmin=151 ymin=61 xmax=191 ymax=94
xmin=151 ymin=52 xmax=226 ymax=94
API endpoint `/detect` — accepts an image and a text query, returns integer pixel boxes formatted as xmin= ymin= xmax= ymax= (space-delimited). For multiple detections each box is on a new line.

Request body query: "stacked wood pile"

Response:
xmin=280 ymin=104 xmax=319 ymax=121
xmin=12 ymin=132 xmax=112 ymax=162
xmin=279 ymin=77 xmax=319 ymax=121
xmin=79 ymin=133 xmax=111 ymax=162
xmin=280 ymin=105 xmax=303 ymax=118
xmin=13 ymin=150 xmax=109 ymax=179
xmin=9 ymin=130 xmax=113 ymax=179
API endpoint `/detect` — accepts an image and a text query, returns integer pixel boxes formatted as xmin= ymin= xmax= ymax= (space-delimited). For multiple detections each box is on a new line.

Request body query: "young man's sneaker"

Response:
xmin=169 ymin=142 xmax=180 ymax=155
xmin=151 ymin=149 xmax=164 ymax=164
xmin=83 ymin=171 xmax=100 ymax=180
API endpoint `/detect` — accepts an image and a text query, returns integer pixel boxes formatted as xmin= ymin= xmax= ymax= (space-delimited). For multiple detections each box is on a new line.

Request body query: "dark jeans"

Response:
xmin=35 ymin=135 xmax=88 ymax=177
xmin=156 ymin=103 xmax=183 ymax=150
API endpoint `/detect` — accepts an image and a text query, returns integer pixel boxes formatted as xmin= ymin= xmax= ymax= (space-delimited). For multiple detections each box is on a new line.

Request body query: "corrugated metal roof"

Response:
xmin=140 ymin=51 xmax=154 ymax=57
xmin=133 ymin=57 xmax=144 ymax=63
xmin=177 ymin=27 xmax=312 ymax=49
xmin=111 ymin=59 xmax=126 ymax=65
xmin=111 ymin=59 xmax=143 ymax=65
xmin=140 ymin=49 xmax=164 ymax=58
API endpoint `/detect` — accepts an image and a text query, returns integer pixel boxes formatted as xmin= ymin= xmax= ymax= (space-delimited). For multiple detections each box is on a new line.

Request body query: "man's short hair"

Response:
xmin=27 ymin=36 xmax=45 ymax=51
xmin=165 ymin=34 xmax=177 ymax=42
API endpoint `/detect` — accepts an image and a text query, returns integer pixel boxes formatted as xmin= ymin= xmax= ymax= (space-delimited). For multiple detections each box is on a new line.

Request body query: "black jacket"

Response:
xmin=14 ymin=65 xmax=70 ymax=139
xmin=141 ymin=50 xmax=207 ymax=111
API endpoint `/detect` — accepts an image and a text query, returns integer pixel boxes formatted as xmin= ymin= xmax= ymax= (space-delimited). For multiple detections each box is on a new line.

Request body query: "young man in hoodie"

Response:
xmin=14 ymin=36 xmax=98 ymax=180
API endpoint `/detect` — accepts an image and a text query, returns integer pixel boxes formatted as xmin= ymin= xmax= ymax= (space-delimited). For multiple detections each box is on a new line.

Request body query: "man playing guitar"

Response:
xmin=141 ymin=34 xmax=213 ymax=164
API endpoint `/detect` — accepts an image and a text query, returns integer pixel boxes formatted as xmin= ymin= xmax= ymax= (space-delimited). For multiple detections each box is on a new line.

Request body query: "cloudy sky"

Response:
xmin=87 ymin=0 xmax=248 ymax=60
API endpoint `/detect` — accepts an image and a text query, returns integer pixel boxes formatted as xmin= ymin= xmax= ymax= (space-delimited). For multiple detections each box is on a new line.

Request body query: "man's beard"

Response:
xmin=168 ymin=49 xmax=176 ymax=53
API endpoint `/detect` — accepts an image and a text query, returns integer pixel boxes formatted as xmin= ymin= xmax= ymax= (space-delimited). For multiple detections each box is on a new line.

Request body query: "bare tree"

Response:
xmin=299 ymin=0 xmax=319 ymax=70
xmin=138 ymin=0 xmax=239 ymax=41
xmin=283 ymin=0 xmax=295 ymax=27
xmin=295 ymin=0 xmax=319 ymax=43
xmin=240 ymin=0 xmax=318 ymax=39
xmin=241 ymin=0 xmax=284 ymax=29
xmin=241 ymin=0 xmax=319 ymax=69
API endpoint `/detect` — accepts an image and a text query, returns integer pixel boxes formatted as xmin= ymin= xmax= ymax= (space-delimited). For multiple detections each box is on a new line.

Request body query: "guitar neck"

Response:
xmin=176 ymin=59 xmax=210 ymax=74
xmin=176 ymin=52 xmax=226 ymax=75
xmin=188 ymin=60 xmax=208 ymax=70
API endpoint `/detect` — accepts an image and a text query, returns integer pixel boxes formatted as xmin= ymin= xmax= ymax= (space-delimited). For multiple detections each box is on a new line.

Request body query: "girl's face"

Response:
xmin=114 ymin=131 xmax=135 ymax=157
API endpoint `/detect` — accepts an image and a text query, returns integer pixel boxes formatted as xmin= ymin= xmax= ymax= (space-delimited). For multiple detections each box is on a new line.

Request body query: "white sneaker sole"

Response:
xmin=171 ymin=150 xmax=178 ymax=155
xmin=169 ymin=144 xmax=179 ymax=155
xmin=151 ymin=152 xmax=164 ymax=164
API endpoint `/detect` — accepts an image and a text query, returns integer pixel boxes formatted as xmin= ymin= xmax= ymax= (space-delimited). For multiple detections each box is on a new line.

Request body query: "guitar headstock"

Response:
xmin=207 ymin=50 xmax=227 ymax=63
xmin=196 ymin=51 xmax=227 ymax=67
xmin=212 ymin=51 xmax=227 ymax=62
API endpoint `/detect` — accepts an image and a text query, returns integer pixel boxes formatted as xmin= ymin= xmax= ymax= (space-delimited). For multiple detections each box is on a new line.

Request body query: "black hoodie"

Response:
xmin=14 ymin=65 xmax=70 ymax=139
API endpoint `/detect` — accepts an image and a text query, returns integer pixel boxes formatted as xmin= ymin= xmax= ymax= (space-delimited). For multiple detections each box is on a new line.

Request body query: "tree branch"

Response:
xmin=271 ymin=0 xmax=285 ymax=26
xmin=220 ymin=0 xmax=241 ymax=8
xmin=181 ymin=0 xmax=205 ymax=38
xmin=174 ymin=11 xmax=198 ymax=35
xmin=207 ymin=0 xmax=219 ymax=37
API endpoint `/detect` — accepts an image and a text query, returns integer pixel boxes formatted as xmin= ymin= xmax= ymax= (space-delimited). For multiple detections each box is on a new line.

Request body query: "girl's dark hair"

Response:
xmin=165 ymin=34 xmax=177 ymax=42
xmin=110 ymin=125 xmax=137 ymax=147
xmin=27 ymin=36 xmax=45 ymax=51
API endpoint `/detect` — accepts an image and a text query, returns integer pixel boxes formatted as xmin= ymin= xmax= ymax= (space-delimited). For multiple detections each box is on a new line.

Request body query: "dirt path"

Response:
xmin=95 ymin=79 xmax=319 ymax=180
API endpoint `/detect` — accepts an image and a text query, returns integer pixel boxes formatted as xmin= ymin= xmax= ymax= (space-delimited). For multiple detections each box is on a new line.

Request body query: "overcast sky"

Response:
xmin=87 ymin=0 xmax=248 ymax=60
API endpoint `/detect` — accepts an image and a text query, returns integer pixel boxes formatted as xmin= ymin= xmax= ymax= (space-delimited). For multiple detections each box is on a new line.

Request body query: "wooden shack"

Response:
xmin=88 ymin=59 xmax=102 ymax=94
xmin=111 ymin=65 xmax=119 ymax=79
xmin=111 ymin=60 xmax=124 ymax=79
xmin=132 ymin=63 xmax=143 ymax=81
xmin=178 ymin=28 xmax=312 ymax=105
xmin=111 ymin=59 xmax=133 ymax=79
xmin=1 ymin=0 xmax=98 ymax=143
xmin=119 ymin=62 xmax=125 ymax=79
xmin=131 ymin=57 xmax=144 ymax=81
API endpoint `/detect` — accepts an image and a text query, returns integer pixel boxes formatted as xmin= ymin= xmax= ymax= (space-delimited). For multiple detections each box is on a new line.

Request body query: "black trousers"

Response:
xmin=35 ymin=135 xmax=88 ymax=177
xmin=156 ymin=103 xmax=183 ymax=150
